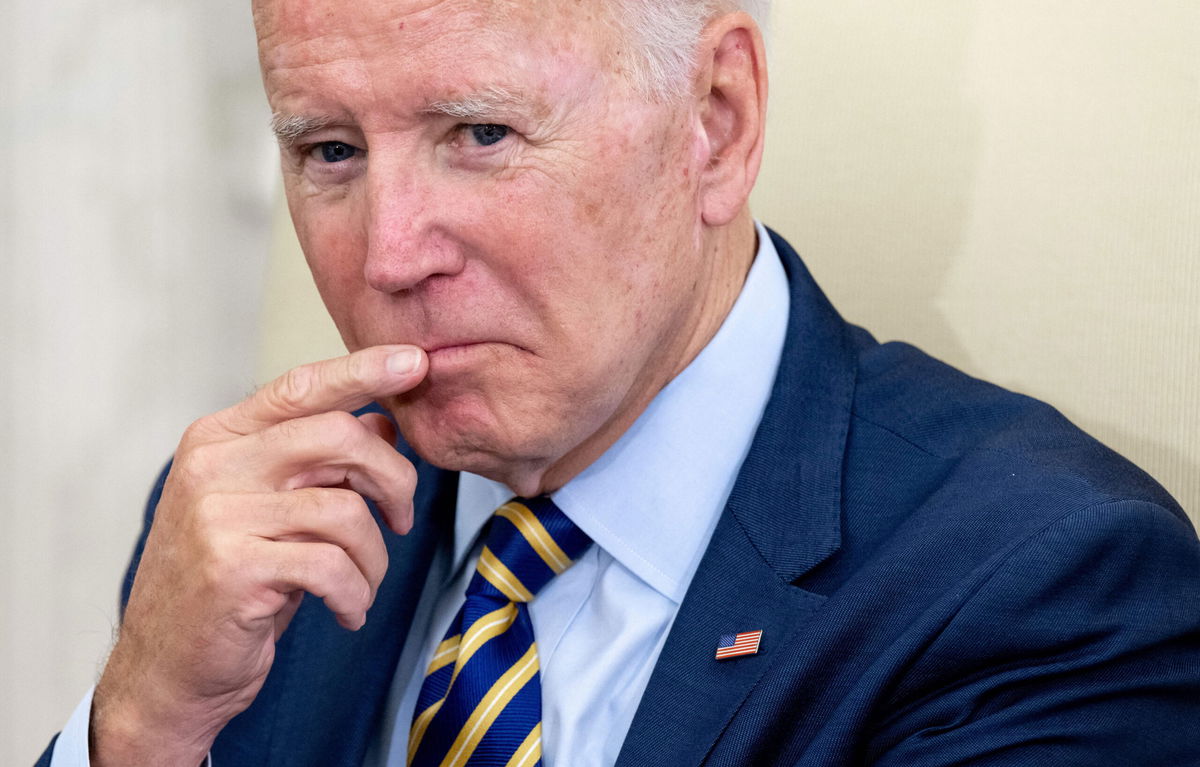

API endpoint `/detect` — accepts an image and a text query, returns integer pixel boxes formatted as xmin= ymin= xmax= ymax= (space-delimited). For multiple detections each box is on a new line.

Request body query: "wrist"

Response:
xmin=90 ymin=652 xmax=222 ymax=767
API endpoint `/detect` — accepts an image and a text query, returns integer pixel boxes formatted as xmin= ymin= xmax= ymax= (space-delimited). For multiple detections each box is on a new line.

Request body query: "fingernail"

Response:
xmin=386 ymin=349 xmax=422 ymax=375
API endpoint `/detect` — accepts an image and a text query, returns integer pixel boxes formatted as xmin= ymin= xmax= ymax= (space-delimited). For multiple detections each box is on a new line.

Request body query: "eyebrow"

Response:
xmin=422 ymin=85 xmax=533 ymax=121
xmin=270 ymin=113 xmax=337 ymax=147
xmin=269 ymin=85 xmax=541 ymax=146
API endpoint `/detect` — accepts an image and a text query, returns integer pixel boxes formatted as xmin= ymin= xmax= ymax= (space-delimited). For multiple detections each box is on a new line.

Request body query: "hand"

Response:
xmin=89 ymin=345 xmax=429 ymax=766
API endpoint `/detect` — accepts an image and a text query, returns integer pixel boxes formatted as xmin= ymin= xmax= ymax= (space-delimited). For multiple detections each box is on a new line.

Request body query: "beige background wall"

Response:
xmin=4 ymin=1 xmax=1198 ymax=763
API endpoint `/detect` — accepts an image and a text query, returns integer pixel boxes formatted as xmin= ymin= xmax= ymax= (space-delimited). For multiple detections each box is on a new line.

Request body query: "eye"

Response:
xmin=467 ymin=124 xmax=509 ymax=147
xmin=314 ymin=142 xmax=359 ymax=163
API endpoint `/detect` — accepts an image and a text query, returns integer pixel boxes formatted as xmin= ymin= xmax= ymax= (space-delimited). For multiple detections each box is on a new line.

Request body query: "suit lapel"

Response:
xmin=615 ymin=509 xmax=827 ymax=765
xmin=617 ymin=231 xmax=858 ymax=766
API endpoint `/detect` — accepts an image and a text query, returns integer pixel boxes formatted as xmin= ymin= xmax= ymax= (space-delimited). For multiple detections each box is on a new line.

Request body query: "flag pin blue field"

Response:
xmin=715 ymin=630 xmax=763 ymax=660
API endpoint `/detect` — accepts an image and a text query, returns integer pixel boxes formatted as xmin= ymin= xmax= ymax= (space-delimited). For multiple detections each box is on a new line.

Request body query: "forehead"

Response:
xmin=255 ymin=0 xmax=614 ymax=108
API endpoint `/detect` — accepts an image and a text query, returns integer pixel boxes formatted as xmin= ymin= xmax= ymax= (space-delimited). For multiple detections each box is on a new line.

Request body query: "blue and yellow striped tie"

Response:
xmin=408 ymin=496 xmax=592 ymax=767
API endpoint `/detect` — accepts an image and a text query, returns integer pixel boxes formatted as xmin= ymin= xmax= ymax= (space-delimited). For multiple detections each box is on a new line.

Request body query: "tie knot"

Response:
xmin=466 ymin=496 xmax=591 ymax=604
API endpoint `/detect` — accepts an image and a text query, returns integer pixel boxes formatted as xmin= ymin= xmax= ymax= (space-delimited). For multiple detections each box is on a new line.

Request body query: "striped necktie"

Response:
xmin=408 ymin=496 xmax=592 ymax=767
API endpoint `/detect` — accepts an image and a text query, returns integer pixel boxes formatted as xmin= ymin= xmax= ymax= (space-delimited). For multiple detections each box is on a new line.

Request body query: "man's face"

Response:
xmin=257 ymin=0 xmax=718 ymax=492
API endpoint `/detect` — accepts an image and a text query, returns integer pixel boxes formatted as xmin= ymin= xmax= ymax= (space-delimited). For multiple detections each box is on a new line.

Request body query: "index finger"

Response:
xmin=212 ymin=345 xmax=427 ymax=437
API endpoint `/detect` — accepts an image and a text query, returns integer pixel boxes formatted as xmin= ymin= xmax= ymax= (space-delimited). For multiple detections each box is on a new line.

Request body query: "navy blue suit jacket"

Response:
xmin=39 ymin=231 xmax=1200 ymax=765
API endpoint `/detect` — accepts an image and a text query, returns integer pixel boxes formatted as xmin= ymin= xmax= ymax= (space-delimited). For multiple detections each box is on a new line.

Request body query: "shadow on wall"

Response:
xmin=753 ymin=2 xmax=982 ymax=369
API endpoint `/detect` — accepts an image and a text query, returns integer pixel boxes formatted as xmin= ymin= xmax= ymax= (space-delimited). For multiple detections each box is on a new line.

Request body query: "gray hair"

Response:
xmin=606 ymin=0 xmax=771 ymax=103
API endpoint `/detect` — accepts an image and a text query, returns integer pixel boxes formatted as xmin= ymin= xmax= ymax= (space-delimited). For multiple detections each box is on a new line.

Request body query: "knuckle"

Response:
xmin=273 ymin=365 xmax=315 ymax=411
xmin=294 ymin=486 xmax=328 ymax=517
xmin=398 ymin=459 xmax=418 ymax=491
xmin=179 ymin=441 xmax=222 ymax=483
xmin=271 ymin=556 xmax=306 ymax=593
xmin=312 ymin=542 xmax=345 ymax=576
xmin=269 ymin=416 xmax=304 ymax=447
xmin=336 ymin=570 xmax=371 ymax=611
xmin=330 ymin=488 xmax=369 ymax=527
xmin=195 ymin=531 xmax=240 ymax=591
xmin=279 ymin=547 xmax=325 ymax=593
xmin=202 ymin=538 xmax=236 ymax=581
xmin=272 ymin=488 xmax=310 ymax=527
xmin=192 ymin=493 xmax=221 ymax=525
xmin=327 ymin=408 xmax=364 ymax=433
xmin=195 ymin=554 xmax=226 ymax=598
xmin=367 ymin=544 xmax=389 ymax=588
xmin=317 ymin=410 xmax=367 ymax=452
xmin=190 ymin=497 xmax=238 ymax=546
xmin=356 ymin=579 xmax=372 ymax=611
xmin=345 ymin=351 xmax=374 ymax=388
xmin=179 ymin=418 xmax=213 ymax=448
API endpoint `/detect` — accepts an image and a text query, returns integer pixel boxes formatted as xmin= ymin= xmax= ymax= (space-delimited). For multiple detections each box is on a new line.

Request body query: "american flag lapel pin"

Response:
xmin=715 ymin=630 xmax=763 ymax=660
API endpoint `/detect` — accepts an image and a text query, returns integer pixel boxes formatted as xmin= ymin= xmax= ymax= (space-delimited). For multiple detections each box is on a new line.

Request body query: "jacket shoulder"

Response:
xmin=798 ymin=334 xmax=1193 ymax=594
xmin=851 ymin=337 xmax=1183 ymax=516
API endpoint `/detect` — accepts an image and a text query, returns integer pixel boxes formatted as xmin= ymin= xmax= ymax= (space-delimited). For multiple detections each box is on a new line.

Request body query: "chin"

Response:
xmin=384 ymin=392 xmax=556 ymax=484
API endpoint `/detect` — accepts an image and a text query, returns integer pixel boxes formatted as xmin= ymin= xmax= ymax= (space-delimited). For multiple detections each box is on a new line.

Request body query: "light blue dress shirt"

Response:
xmin=51 ymin=223 xmax=788 ymax=767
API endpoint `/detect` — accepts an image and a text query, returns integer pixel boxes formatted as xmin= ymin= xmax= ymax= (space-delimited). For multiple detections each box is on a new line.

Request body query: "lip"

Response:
xmin=426 ymin=341 xmax=488 ymax=356
xmin=423 ymin=340 xmax=530 ymax=371
xmin=424 ymin=342 xmax=498 ymax=370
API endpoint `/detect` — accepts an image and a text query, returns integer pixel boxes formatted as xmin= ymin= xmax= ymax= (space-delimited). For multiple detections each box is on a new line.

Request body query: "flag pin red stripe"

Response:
xmin=715 ymin=630 xmax=763 ymax=660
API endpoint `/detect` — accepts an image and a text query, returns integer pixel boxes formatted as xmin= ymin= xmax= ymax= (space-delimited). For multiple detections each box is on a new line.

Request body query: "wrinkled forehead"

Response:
xmin=253 ymin=0 xmax=621 ymax=119
xmin=255 ymin=0 xmax=610 ymax=72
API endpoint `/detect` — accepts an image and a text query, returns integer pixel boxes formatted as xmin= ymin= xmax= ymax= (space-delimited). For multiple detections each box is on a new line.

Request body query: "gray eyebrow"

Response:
xmin=270 ymin=113 xmax=336 ymax=147
xmin=422 ymin=86 xmax=524 ymax=121
xmin=269 ymin=86 xmax=531 ymax=146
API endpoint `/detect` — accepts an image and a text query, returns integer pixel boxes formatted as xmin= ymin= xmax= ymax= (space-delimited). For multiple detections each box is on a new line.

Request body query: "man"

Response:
xmin=40 ymin=0 xmax=1200 ymax=765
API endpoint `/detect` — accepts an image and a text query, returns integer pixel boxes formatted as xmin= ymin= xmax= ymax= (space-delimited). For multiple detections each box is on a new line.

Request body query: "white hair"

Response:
xmin=606 ymin=0 xmax=771 ymax=103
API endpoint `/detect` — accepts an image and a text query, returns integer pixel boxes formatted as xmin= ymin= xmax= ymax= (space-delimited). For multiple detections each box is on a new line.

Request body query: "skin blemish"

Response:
xmin=583 ymin=200 xmax=601 ymax=223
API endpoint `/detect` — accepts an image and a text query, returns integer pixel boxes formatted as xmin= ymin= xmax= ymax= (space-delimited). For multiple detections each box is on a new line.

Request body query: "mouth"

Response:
xmin=422 ymin=340 xmax=534 ymax=371
xmin=426 ymin=341 xmax=488 ymax=356
xmin=424 ymin=341 xmax=502 ymax=370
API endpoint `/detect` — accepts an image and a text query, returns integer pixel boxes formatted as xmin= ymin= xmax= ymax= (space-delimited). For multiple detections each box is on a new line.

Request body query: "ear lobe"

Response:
xmin=695 ymin=16 xmax=768 ymax=228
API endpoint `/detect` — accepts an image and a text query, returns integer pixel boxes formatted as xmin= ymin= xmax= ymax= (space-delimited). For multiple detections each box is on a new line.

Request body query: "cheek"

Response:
xmin=564 ymin=128 xmax=703 ymax=362
xmin=290 ymin=196 xmax=370 ymax=340
xmin=568 ymin=125 xmax=697 ymax=276
xmin=573 ymin=112 xmax=697 ymax=248
xmin=303 ymin=222 xmax=363 ymax=285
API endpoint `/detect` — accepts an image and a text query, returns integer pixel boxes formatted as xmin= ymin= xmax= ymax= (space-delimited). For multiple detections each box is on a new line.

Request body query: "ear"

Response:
xmin=694 ymin=13 xmax=768 ymax=227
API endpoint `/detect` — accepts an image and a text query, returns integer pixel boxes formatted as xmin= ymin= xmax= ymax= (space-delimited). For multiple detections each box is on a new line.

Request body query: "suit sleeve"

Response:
xmin=869 ymin=500 xmax=1200 ymax=767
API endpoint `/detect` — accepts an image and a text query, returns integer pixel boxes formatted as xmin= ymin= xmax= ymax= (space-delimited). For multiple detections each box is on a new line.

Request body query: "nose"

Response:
xmin=362 ymin=164 xmax=465 ymax=293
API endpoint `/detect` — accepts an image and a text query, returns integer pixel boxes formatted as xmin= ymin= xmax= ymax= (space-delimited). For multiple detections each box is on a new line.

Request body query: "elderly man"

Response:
xmin=39 ymin=0 xmax=1200 ymax=765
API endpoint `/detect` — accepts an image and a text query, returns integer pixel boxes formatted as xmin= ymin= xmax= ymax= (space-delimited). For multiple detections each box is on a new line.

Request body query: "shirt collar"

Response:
xmin=454 ymin=222 xmax=790 ymax=602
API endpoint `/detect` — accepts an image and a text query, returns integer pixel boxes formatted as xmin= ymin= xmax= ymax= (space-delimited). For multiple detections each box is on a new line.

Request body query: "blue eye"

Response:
xmin=469 ymin=124 xmax=509 ymax=147
xmin=318 ymin=142 xmax=358 ymax=163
